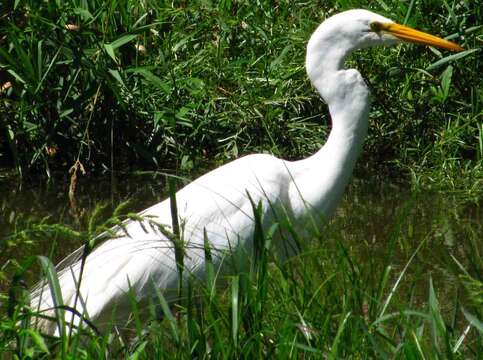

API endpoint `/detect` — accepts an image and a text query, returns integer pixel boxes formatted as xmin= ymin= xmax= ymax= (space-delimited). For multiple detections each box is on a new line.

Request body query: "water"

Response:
xmin=0 ymin=172 xmax=481 ymax=317
xmin=1 ymin=172 xmax=169 ymax=266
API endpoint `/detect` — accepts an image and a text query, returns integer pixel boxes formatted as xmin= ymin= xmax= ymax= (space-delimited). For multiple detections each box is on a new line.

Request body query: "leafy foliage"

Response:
xmin=0 ymin=0 xmax=481 ymax=357
xmin=0 ymin=0 xmax=481 ymax=197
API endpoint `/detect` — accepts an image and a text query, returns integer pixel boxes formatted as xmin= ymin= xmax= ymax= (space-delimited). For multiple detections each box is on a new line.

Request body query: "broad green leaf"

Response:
xmin=130 ymin=68 xmax=171 ymax=94
xmin=109 ymin=34 xmax=138 ymax=50
xmin=104 ymin=34 xmax=138 ymax=62
xmin=104 ymin=44 xmax=116 ymax=62
xmin=108 ymin=69 xmax=127 ymax=89
xmin=73 ymin=7 xmax=94 ymax=21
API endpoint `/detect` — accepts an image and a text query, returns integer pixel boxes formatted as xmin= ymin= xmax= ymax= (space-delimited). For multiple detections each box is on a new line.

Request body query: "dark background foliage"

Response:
xmin=0 ymin=0 xmax=481 ymax=195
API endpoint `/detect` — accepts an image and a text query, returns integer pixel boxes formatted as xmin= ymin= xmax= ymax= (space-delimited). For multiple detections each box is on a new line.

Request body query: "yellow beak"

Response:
xmin=374 ymin=22 xmax=463 ymax=52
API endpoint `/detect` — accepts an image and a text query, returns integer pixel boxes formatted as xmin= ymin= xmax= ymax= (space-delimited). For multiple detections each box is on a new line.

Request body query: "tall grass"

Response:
xmin=0 ymin=0 xmax=481 ymax=199
xmin=0 ymin=0 xmax=481 ymax=357
xmin=0 ymin=179 xmax=481 ymax=358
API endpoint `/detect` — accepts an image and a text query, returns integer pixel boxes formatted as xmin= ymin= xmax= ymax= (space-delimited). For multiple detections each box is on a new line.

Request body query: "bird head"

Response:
xmin=366 ymin=11 xmax=462 ymax=51
xmin=306 ymin=9 xmax=463 ymax=86
xmin=309 ymin=9 xmax=463 ymax=55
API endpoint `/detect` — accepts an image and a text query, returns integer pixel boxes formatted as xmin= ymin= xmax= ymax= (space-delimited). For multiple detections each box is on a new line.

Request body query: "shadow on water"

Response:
xmin=0 ymin=173 xmax=481 ymax=319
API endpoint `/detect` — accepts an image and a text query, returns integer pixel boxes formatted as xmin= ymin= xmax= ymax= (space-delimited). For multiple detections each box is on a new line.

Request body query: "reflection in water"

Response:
xmin=0 ymin=173 xmax=481 ymax=318
xmin=0 ymin=173 xmax=171 ymax=270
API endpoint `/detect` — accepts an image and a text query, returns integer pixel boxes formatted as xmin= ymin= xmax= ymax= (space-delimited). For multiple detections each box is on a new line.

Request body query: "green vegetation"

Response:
xmin=0 ymin=0 xmax=481 ymax=197
xmin=1 ymin=180 xmax=482 ymax=358
xmin=0 ymin=0 xmax=481 ymax=358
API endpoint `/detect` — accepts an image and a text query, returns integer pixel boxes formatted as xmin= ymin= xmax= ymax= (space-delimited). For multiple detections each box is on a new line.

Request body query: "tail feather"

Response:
xmin=29 ymin=233 xmax=181 ymax=335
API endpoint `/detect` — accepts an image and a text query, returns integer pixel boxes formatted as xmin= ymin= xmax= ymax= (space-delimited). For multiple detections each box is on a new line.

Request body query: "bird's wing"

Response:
xmin=32 ymin=153 xmax=295 ymax=331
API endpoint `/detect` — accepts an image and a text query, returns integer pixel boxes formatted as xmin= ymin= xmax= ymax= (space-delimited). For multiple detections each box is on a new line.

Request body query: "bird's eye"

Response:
xmin=370 ymin=21 xmax=383 ymax=32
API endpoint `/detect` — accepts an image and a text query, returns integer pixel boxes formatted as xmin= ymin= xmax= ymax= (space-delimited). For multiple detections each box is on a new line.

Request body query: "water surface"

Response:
xmin=0 ymin=173 xmax=480 ymax=319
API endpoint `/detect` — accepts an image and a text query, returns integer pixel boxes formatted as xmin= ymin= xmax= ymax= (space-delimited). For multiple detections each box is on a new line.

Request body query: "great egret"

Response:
xmin=30 ymin=9 xmax=462 ymax=334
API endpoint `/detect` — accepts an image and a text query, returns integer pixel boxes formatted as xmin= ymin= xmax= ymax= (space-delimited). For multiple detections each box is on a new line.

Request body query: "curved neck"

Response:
xmin=292 ymin=24 xmax=371 ymax=216
xmin=307 ymin=75 xmax=369 ymax=208
xmin=307 ymin=22 xmax=370 ymax=163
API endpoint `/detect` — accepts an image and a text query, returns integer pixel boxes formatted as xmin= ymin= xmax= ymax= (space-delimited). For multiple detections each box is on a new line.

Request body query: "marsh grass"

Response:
xmin=0 ymin=178 xmax=481 ymax=358
xmin=0 ymin=0 xmax=481 ymax=358
xmin=0 ymin=0 xmax=481 ymax=200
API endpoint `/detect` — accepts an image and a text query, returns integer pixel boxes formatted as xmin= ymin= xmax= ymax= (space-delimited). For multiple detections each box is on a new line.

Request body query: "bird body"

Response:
xmin=32 ymin=154 xmax=299 ymax=331
xmin=31 ymin=9 xmax=462 ymax=334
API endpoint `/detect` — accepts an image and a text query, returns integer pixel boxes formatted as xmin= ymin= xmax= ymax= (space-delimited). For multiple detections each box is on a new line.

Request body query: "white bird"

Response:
xmin=30 ymin=9 xmax=462 ymax=335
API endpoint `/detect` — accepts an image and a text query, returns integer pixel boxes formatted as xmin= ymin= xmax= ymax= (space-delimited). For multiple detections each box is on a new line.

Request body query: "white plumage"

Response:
xmin=30 ymin=9 xmax=462 ymax=334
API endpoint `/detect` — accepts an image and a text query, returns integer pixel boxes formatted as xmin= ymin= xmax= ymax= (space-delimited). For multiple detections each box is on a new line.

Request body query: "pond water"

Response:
xmin=1 ymin=172 xmax=170 ymax=267
xmin=0 ymin=171 xmax=481 ymax=321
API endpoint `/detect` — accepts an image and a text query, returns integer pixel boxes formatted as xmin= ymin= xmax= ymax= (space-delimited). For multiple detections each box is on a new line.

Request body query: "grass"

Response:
xmin=0 ymin=177 xmax=481 ymax=358
xmin=0 ymin=0 xmax=481 ymax=199
xmin=0 ymin=0 xmax=481 ymax=358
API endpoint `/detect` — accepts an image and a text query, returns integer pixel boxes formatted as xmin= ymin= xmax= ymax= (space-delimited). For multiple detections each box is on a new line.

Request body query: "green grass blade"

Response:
xmin=403 ymin=0 xmax=416 ymax=25
xmin=379 ymin=239 xmax=425 ymax=318
xmin=231 ymin=275 xmax=239 ymax=347
xmin=203 ymin=229 xmax=216 ymax=300
xmin=128 ymin=341 xmax=148 ymax=360
xmin=329 ymin=312 xmax=351 ymax=360
xmin=20 ymin=329 xmax=50 ymax=354
xmin=461 ymin=308 xmax=483 ymax=333
xmin=37 ymin=255 xmax=67 ymax=352
xmin=411 ymin=331 xmax=426 ymax=359
xmin=129 ymin=68 xmax=172 ymax=94
xmin=36 ymin=256 xmax=64 ymax=331
xmin=426 ymin=49 xmax=479 ymax=70
xmin=453 ymin=325 xmax=471 ymax=353
xmin=152 ymin=279 xmax=180 ymax=345
xmin=428 ymin=277 xmax=446 ymax=354
xmin=104 ymin=43 xmax=116 ymax=63
xmin=109 ymin=34 xmax=138 ymax=50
